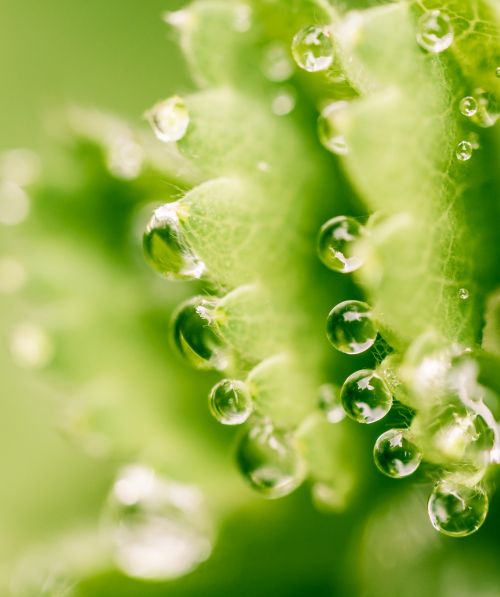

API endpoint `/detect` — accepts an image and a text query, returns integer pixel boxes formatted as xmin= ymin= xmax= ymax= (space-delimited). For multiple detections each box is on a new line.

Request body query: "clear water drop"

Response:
xmin=428 ymin=481 xmax=488 ymax=537
xmin=318 ymin=383 xmax=345 ymax=423
xmin=416 ymin=10 xmax=453 ymax=54
xmin=326 ymin=300 xmax=378 ymax=354
xmin=373 ymin=429 xmax=421 ymax=478
xmin=104 ymin=465 xmax=213 ymax=580
xmin=9 ymin=322 xmax=54 ymax=369
xmin=471 ymin=88 xmax=499 ymax=128
xmin=146 ymin=96 xmax=189 ymax=143
xmin=236 ymin=422 xmax=304 ymax=498
xmin=317 ymin=101 xmax=349 ymax=155
xmin=209 ymin=379 xmax=253 ymax=425
xmin=317 ymin=215 xmax=364 ymax=273
xmin=261 ymin=42 xmax=294 ymax=82
xmin=143 ymin=202 xmax=205 ymax=280
xmin=291 ymin=25 xmax=334 ymax=73
xmin=459 ymin=96 xmax=478 ymax=117
xmin=458 ymin=287 xmax=469 ymax=300
xmin=456 ymin=140 xmax=473 ymax=162
xmin=172 ymin=296 xmax=228 ymax=370
xmin=271 ymin=87 xmax=296 ymax=116
xmin=341 ymin=369 xmax=392 ymax=424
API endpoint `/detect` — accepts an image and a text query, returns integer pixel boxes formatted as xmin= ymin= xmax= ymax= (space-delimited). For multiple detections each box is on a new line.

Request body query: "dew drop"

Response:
xmin=236 ymin=422 xmax=305 ymax=498
xmin=146 ymin=96 xmax=189 ymax=143
xmin=9 ymin=322 xmax=54 ymax=369
xmin=456 ymin=140 xmax=473 ymax=162
xmin=172 ymin=296 xmax=228 ymax=370
xmin=471 ymin=88 xmax=499 ymax=128
xmin=459 ymin=96 xmax=478 ymax=117
xmin=261 ymin=42 xmax=294 ymax=82
xmin=373 ymin=429 xmax=421 ymax=478
xmin=317 ymin=215 xmax=364 ymax=273
xmin=0 ymin=181 xmax=30 ymax=226
xmin=318 ymin=383 xmax=345 ymax=424
xmin=104 ymin=465 xmax=213 ymax=580
xmin=326 ymin=300 xmax=378 ymax=355
xmin=416 ymin=10 xmax=453 ymax=54
xmin=428 ymin=481 xmax=488 ymax=537
xmin=271 ymin=87 xmax=296 ymax=116
xmin=341 ymin=369 xmax=392 ymax=424
xmin=291 ymin=25 xmax=334 ymax=73
xmin=458 ymin=287 xmax=469 ymax=300
xmin=317 ymin=101 xmax=349 ymax=155
xmin=143 ymin=202 xmax=205 ymax=280
xmin=209 ymin=379 xmax=253 ymax=425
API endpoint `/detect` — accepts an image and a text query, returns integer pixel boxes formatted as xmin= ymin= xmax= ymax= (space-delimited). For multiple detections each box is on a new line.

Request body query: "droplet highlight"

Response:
xmin=459 ymin=96 xmax=478 ymax=117
xmin=458 ymin=287 xmax=469 ymax=300
xmin=291 ymin=25 xmax=334 ymax=73
xmin=326 ymin=300 xmax=378 ymax=355
xmin=416 ymin=10 xmax=453 ymax=54
xmin=209 ymin=379 xmax=253 ymax=425
xmin=317 ymin=215 xmax=363 ymax=273
xmin=317 ymin=101 xmax=349 ymax=155
xmin=373 ymin=429 xmax=421 ymax=478
xmin=456 ymin=140 xmax=473 ymax=162
xmin=341 ymin=369 xmax=392 ymax=424
xmin=146 ymin=96 xmax=189 ymax=143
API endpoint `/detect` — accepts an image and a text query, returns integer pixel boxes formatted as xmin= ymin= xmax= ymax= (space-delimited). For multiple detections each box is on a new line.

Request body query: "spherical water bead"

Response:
xmin=146 ymin=96 xmax=189 ymax=143
xmin=458 ymin=287 xmax=469 ymax=300
xmin=105 ymin=465 xmax=212 ymax=580
xmin=326 ymin=300 xmax=378 ymax=355
xmin=172 ymin=296 xmax=228 ymax=370
xmin=456 ymin=140 xmax=473 ymax=162
xmin=317 ymin=216 xmax=364 ymax=273
xmin=373 ymin=429 xmax=421 ymax=478
xmin=236 ymin=423 xmax=305 ymax=498
xmin=428 ymin=482 xmax=488 ymax=537
xmin=318 ymin=383 xmax=345 ymax=423
xmin=317 ymin=102 xmax=349 ymax=155
xmin=209 ymin=379 xmax=253 ymax=425
xmin=261 ymin=42 xmax=294 ymax=82
xmin=416 ymin=10 xmax=453 ymax=54
xmin=471 ymin=89 xmax=499 ymax=128
xmin=143 ymin=202 xmax=205 ymax=280
xmin=291 ymin=25 xmax=334 ymax=73
xmin=341 ymin=369 xmax=392 ymax=424
xmin=459 ymin=96 xmax=478 ymax=117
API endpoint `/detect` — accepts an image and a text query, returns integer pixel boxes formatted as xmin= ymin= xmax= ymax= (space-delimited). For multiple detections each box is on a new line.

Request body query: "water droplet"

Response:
xmin=236 ymin=422 xmax=305 ymax=498
xmin=317 ymin=101 xmax=349 ymax=155
xmin=209 ymin=379 xmax=253 ymax=425
xmin=459 ymin=96 xmax=478 ymax=117
xmin=233 ymin=4 xmax=252 ymax=32
xmin=456 ymin=140 xmax=473 ymax=162
xmin=172 ymin=296 xmax=228 ymax=370
xmin=146 ymin=96 xmax=189 ymax=143
xmin=326 ymin=300 xmax=378 ymax=354
xmin=261 ymin=42 xmax=294 ymax=82
xmin=105 ymin=465 xmax=213 ymax=580
xmin=317 ymin=215 xmax=364 ymax=273
xmin=416 ymin=10 xmax=453 ymax=54
xmin=318 ymin=383 xmax=345 ymax=423
xmin=341 ymin=369 xmax=392 ymax=424
xmin=373 ymin=429 xmax=421 ymax=478
xmin=291 ymin=25 xmax=334 ymax=73
xmin=428 ymin=481 xmax=488 ymax=537
xmin=0 ymin=181 xmax=30 ymax=225
xmin=143 ymin=202 xmax=205 ymax=280
xmin=271 ymin=87 xmax=296 ymax=116
xmin=458 ymin=287 xmax=469 ymax=300
xmin=0 ymin=256 xmax=26 ymax=293
xmin=9 ymin=322 xmax=54 ymax=369
xmin=471 ymin=88 xmax=499 ymax=128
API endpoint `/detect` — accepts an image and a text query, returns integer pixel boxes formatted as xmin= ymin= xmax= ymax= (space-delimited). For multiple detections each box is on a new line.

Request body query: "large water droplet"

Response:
xmin=471 ymin=88 xmax=499 ymax=128
xmin=318 ymin=383 xmax=345 ymax=423
xmin=146 ymin=96 xmax=189 ymax=143
xmin=317 ymin=215 xmax=363 ymax=273
xmin=416 ymin=10 xmax=453 ymax=54
xmin=456 ymin=140 xmax=473 ymax=162
xmin=104 ymin=465 xmax=213 ymax=580
xmin=143 ymin=202 xmax=205 ymax=280
xmin=459 ymin=96 xmax=478 ymax=117
xmin=428 ymin=481 xmax=488 ymax=537
xmin=236 ymin=422 xmax=305 ymax=498
xmin=326 ymin=300 xmax=378 ymax=354
xmin=317 ymin=101 xmax=349 ymax=155
xmin=172 ymin=296 xmax=228 ymax=370
xmin=341 ymin=369 xmax=392 ymax=424
xmin=291 ymin=25 xmax=334 ymax=73
xmin=209 ymin=379 xmax=253 ymax=425
xmin=261 ymin=42 xmax=294 ymax=82
xmin=373 ymin=429 xmax=421 ymax=478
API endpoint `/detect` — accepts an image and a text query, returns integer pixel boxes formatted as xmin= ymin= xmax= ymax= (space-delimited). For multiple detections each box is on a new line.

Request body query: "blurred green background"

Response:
xmin=1 ymin=1 xmax=500 ymax=596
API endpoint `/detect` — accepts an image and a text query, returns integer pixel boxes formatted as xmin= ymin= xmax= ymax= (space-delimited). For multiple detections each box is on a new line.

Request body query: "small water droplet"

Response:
xmin=261 ymin=42 xmax=294 ymax=82
xmin=10 ymin=322 xmax=54 ymax=369
xmin=317 ymin=101 xmax=349 ymax=155
xmin=373 ymin=429 xmax=421 ymax=478
xmin=428 ymin=481 xmax=488 ymax=537
xmin=317 ymin=215 xmax=363 ymax=273
xmin=209 ymin=379 xmax=253 ymax=425
xmin=104 ymin=465 xmax=213 ymax=580
xmin=341 ymin=369 xmax=392 ymax=424
xmin=416 ymin=10 xmax=453 ymax=54
xmin=456 ymin=140 xmax=473 ymax=161
xmin=146 ymin=96 xmax=189 ymax=143
xmin=458 ymin=287 xmax=469 ymax=300
xmin=271 ymin=87 xmax=296 ymax=116
xmin=471 ymin=88 xmax=499 ymax=128
xmin=0 ymin=181 xmax=30 ymax=226
xmin=326 ymin=300 xmax=378 ymax=354
xmin=459 ymin=96 xmax=478 ymax=117
xmin=236 ymin=422 xmax=305 ymax=498
xmin=0 ymin=256 xmax=26 ymax=293
xmin=291 ymin=25 xmax=334 ymax=73
xmin=318 ymin=383 xmax=345 ymax=423
xmin=172 ymin=296 xmax=228 ymax=370
xmin=143 ymin=202 xmax=205 ymax=280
